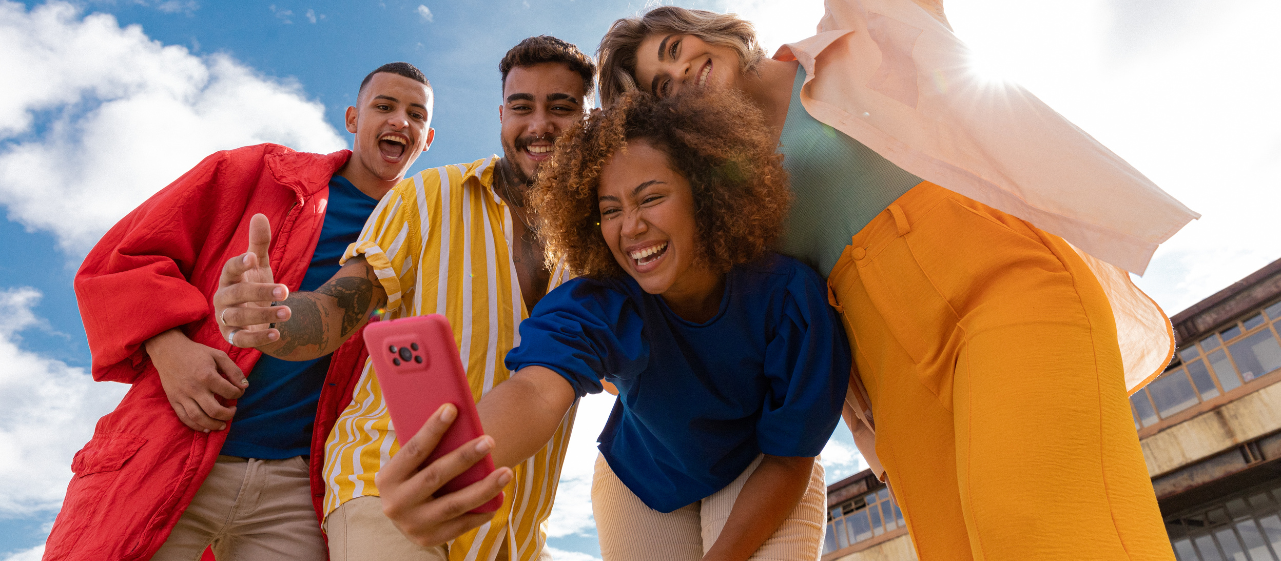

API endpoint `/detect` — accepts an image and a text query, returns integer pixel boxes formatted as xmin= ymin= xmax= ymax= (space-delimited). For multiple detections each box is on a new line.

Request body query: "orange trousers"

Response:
xmin=826 ymin=183 xmax=1173 ymax=560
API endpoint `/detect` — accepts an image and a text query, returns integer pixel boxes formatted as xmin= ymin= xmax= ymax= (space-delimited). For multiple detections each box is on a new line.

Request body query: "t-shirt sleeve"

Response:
xmin=340 ymin=178 xmax=421 ymax=313
xmin=756 ymin=263 xmax=852 ymax=458
xmin=505 ymin=279 xmax=649 ymax=398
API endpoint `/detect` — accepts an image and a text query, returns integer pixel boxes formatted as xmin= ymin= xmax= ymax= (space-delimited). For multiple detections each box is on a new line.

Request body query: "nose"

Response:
xmin=527 ymin=108 xmax=556 ymax=137
xmin=621 ymin=208 xmax=648 ymax=239
xmin=387 ymin=110 xmax=409 ymax=130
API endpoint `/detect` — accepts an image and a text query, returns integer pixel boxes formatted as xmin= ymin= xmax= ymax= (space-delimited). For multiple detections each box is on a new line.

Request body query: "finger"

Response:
xmin=213 ymin=282 xmax=288 ymax=313
xmin=178 ymin=399 xmax=224 ymax=432
xmin=379 ymin=405 xmax=457 ymax=487
xmin=417 ymin=466 xmax=512 ymax=521
xmin=219 ymin=304 xmax=290 ymax=329
xmin=205 ymin=367 xmax=247 ymax=400
xmin=210 ymin=351 xmax=249 ymax=392
xmin=218 ymin=251 xmax=257 ymax=289
xmin=226 ymin=328 xmax=280 ymax=349
xmin=169 ymin=400 xmax=204 ymax=432
xmin=195 ymin=392 xmax=236 ymax=424
xmin=248 ymin=213 xmax=272 ymax=272
xmin=402 ymin=435 xmax=495 ymax=506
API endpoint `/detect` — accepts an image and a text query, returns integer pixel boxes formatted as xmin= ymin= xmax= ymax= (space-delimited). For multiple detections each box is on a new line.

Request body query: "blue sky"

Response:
xmin=2 ymin=0 xmax=1280 ymax=559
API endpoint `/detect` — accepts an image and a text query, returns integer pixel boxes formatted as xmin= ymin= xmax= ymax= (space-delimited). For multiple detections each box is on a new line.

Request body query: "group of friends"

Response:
xmin=45 ymin=1 xmax=1200 ymax=560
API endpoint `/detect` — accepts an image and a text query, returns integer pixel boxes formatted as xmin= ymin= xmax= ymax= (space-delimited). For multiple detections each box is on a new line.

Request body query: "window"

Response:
xmin=823 ymin=486 xmax=906 ymax=554
xmin=1164 ymin=482 xmax=1281 ymax=561
xmin=1132 ymin=300 xmax=1281 ymax=428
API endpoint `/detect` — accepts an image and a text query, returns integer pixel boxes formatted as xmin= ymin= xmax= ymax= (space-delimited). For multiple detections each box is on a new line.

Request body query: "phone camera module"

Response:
xmin=398 ymin=347 xmax=414 ymax=362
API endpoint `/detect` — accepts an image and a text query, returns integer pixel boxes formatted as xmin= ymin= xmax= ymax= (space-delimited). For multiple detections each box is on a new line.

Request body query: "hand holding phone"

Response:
xmin=365 ymin=314 xmax=503 ymax=514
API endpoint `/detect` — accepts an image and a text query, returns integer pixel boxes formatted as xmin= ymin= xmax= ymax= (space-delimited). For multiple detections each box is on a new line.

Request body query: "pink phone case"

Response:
xmin=364 ymin=314 xmax=503 ymax=514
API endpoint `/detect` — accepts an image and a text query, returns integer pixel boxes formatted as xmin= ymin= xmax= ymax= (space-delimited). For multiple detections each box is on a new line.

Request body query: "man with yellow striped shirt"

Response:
xmin=213 ymin=36 xmax=596 ymax=561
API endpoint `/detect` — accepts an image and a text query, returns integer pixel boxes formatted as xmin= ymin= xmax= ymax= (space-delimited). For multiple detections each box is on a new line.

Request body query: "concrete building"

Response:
xmin=822 ymin=258 xmax=1281 ymax=561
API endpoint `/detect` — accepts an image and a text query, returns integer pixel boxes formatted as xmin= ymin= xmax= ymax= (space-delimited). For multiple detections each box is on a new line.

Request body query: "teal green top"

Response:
xmin=777 ymin=67 xmax=922 ymax=276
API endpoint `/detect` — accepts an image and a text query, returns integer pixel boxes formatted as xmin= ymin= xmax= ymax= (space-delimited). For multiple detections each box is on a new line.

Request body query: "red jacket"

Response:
xmin=45 ymin=144 xmax=370 ymax=560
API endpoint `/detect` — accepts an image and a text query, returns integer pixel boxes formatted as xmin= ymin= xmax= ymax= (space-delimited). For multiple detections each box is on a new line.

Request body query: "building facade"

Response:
xmin=822 ymin=258 xmax=1281 ymax=561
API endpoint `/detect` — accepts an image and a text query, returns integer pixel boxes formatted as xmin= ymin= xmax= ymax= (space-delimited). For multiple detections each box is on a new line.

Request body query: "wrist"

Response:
xmin=144 ymin=328 xmax=185 ymax=355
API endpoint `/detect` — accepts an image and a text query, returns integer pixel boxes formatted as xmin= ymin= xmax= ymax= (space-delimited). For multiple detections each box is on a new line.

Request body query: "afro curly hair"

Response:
xmin=528 ymin=89 xmax=790 ymax=279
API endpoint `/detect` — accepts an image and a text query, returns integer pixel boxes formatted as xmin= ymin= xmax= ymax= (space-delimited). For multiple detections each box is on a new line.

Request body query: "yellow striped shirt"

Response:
xmin=323 ymin=156 xmax=576 ymax=561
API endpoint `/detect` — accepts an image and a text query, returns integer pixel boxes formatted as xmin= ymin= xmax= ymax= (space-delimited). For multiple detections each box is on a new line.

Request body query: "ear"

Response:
xmin=345 ymin=106 xmax=358 ymax=134
xmin=422 ymin=128 xmax=436 ymax=152
xmin=498 ymin=104 xmax=504 ymax=122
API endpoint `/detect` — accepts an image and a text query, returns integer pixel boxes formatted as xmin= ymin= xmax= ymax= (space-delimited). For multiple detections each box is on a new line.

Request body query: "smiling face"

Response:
xmin=633 ymin=33 xmax=744 ymax=100
xmin=344 ymin=72 xmax=435 ymax=192
xmin=499 ymin=63 xmax=587 ymax=184
xmin=597 ymin=139 xmax=722 ymax=314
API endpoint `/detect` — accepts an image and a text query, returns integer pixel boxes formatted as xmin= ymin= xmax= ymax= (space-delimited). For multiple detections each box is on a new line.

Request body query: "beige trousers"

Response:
xmin=592 ymin=455 xmax=827 ymax=561
xmin=152 ymin=455 xmax=327 ymax=561
xmin=324 ymin=496 xmax=449 ymax=561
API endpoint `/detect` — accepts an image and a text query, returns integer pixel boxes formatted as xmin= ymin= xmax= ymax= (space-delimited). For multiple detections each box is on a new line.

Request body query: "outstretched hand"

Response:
xmin=377 ymin=404 xmax=513 ymax=547
xmin=214 ymin=213 xmax=291 ymax=349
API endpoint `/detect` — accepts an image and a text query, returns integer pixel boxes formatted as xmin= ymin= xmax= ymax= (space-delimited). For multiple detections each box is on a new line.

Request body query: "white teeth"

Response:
xmin=527 ymin=145 xmax=552 ymax=154
xmin=697 ymin=63 xmax=711 ymax=87
xmin=628 ymin=243 xmax=667 ymax=261
xmin=380 ymin=135 xmax=407 ymax=145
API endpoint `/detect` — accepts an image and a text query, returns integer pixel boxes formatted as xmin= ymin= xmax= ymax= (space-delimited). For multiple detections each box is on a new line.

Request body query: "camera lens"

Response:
xmin=399 ymin=347 xmax=413 ymax=362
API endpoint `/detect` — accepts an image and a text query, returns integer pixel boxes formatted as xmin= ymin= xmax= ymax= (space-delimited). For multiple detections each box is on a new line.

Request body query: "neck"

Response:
xmin=493 ymin=158 xmax=528 ymax=209
xmin=661 ymin=271 xmax=727 ymax=324
xmin=739 ymin=58 xmax=799 ymax=135
xmin=337 ymin=160 xmax=399 ymax=201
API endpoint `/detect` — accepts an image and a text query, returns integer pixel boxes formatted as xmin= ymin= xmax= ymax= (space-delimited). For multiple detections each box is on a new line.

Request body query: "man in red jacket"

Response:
xmin=45 ymin=62 xmax=439 ymax=561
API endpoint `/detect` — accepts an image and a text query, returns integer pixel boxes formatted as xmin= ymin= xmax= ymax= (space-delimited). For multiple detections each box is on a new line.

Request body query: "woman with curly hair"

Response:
xmin=595 ymin=2 xmax=1198 ymax=560
xmin=463 ymin=90 xmax=850 ymax=561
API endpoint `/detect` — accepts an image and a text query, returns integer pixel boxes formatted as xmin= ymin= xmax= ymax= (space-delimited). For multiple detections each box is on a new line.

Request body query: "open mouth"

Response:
xmin=628 ymin=242 xmax=668 ymax=268
xmin=695 ymin=60 xmax=712 ymax=88
xmin=379 ymin=133 xmax=409 ymax=161
xmin=524 ymin=143 xmax=553 ymax=160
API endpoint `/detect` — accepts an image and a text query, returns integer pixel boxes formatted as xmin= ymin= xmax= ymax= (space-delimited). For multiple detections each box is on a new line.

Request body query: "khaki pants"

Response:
xmin=324 ymin=496 xmax=449 ymax=561
xmin=152 ymin=455 xmax=326 ymax=561
xmin=592 ymin=454 xmax=826 ymax=561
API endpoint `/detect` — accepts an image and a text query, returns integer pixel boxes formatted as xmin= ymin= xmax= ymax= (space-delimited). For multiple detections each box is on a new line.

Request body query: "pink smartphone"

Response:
xmin=364 ymin=314 xmax=503 ymax=514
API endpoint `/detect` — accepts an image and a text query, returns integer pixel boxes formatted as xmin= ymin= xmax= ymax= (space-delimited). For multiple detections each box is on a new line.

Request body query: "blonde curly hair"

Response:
xmin=528 ymin=90 xmax=790 ymax=279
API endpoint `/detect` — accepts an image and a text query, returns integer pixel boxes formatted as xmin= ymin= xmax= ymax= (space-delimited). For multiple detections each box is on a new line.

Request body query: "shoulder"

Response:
xmin=735 ymin=253 xmax=825 ymax=291
xmin=396 ymin=156 xmax=497 ymax=200
xmin=539 ymin=275 xmax=633 ymax=312
xmin=732 ymin=254 xmax=831 ymax=321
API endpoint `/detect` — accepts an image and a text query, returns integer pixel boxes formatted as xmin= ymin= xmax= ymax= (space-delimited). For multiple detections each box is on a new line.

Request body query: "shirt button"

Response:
xmin=852 ymin=247 xmax=867 ymax=260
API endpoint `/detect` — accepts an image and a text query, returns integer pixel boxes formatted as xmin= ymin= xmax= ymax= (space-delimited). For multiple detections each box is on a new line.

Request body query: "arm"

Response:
xmin=145 ymin=328 xmax=248 ymax=432
xmin=476 ymin=365 xmax=578 ymax=469
xmin=212 ymin=214 xmax=387 ymax=360
xmin=703 ymin=455 xmax=816 ymax=561
xmin=75 ymin=149 xmax=257 ymax=383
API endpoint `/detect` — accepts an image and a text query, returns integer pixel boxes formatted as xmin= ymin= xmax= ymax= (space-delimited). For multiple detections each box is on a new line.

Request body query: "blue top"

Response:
xmin=505 ymin=255 xmax=850 ymax=512
xmin=222 ymin=175 xmax=379 ymax=459
xmin=777 ymin=66 xmax=922 ymax=276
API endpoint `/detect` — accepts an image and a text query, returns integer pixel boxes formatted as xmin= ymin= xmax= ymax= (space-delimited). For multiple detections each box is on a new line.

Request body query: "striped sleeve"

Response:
xmin=340 ymin=176 xmax=428 ymax=312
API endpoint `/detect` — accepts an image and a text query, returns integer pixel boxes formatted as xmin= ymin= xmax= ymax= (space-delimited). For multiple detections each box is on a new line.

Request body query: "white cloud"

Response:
xmin=543 ymin=547 xmax=601 ymax=561
xmin=305 ymin=8 xmax=316 ymax=23
xmin=269 ymin=4 xmax=292 ymax=24
xmin=0 ymin=545 xmax=45 ymax=561
xmin=0 ymin=287 xmax=128 ymax=516
xmin=545 ymin=392 xmax=613 ymax=539
xmin=0 ymin=1 xmax=346 ymax=255
xmin=714 ymin=0 xmax=826 ymax=55
xmin=820 ymin=430 xmax=867 ymax=485
xmin=417 ymin=4 xmax=433 ymax=22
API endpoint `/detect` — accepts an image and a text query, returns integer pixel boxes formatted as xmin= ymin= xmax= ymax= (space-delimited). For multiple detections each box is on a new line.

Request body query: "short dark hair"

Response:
xmin=499 ymin=36 xmax=597 ymax=100
xmin=358 ymin=62 xmax=432 ymax=97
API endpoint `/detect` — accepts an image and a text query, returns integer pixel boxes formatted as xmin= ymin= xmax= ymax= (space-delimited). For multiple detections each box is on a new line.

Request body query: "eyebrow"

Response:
xmin=374 ymin=94 xmax=428 ymax=112
xmin=598 ymin=180 xmax=666 ymax=203
xmin=505 ymin=93 xmax=583 ymax=105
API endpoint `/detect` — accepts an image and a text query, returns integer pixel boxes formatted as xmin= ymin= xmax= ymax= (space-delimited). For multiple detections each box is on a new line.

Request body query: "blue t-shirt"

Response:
xmin=222 ymin=175 xmax=379 ymax=460
xmin=505 ymin=254 xmax=850 ymax=512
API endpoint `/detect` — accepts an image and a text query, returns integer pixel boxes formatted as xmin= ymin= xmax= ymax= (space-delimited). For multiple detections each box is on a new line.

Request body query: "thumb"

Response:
xmin=248 ymin=213 xmax=272 ymax=271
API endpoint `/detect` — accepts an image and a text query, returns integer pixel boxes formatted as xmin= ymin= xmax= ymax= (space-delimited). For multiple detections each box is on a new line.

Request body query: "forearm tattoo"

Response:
xmin=273 ymin=264 xmax=384 ymax=359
